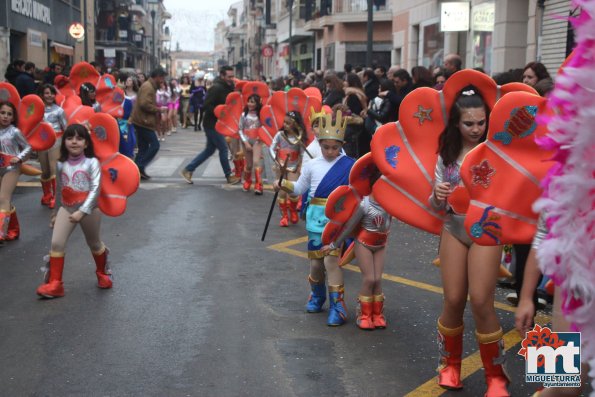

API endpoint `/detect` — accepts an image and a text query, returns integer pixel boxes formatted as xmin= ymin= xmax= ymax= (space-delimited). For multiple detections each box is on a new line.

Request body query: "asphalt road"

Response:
xmin=1 ymin=127 xmax=582 ymax=397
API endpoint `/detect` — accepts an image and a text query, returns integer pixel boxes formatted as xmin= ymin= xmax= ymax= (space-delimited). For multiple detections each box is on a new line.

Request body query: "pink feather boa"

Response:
xmin=534 ymin=1 xmax=595 ymax=390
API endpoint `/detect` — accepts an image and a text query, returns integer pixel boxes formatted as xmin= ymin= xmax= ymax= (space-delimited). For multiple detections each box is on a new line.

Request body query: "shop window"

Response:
xmin=325 ymin=43 xmax=335 ymax=70
xmin=419 ymin=20 xmax=444 ymax=70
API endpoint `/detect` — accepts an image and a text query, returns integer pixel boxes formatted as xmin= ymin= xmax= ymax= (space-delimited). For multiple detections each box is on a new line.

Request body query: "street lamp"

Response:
xmin=287 ymin=0 xmax=293 ymax=71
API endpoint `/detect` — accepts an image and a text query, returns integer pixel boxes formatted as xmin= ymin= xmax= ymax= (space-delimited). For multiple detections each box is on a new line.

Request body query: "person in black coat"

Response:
xmin=15 ymin=62 xmax=37 ymax=98
xmin=4 ymin=60 xmax=25 ymax=85
xmin=362 ymin=68 xmax=380 ymax=103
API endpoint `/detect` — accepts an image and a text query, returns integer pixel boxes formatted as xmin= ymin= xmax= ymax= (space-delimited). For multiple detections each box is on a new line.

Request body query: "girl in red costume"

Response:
xmin=0 ymin=101 xmax=31 ymax=242
xmin=239 ymin=94 xmax=264 ymax=195
xmin=269 ymin=111 xmax=306 ymax=227
xmin=38 ymin=84 xmax=67 ymax=209
xmin=431 ymin=87 xmax=509 ymax=396
xmin=36 ymin=124 xmax=112 ymax=298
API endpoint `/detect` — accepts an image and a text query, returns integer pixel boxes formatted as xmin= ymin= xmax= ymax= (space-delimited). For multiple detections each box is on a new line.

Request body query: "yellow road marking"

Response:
xmin=17 ymin=181 xmax=41 ymax=187
xmin=268 ymin=236 xmax=552 ymax=396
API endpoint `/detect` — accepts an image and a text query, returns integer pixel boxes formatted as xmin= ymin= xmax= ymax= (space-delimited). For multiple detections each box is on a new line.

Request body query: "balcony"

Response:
xmin=304 ymin=0 xmax=391 ymax=29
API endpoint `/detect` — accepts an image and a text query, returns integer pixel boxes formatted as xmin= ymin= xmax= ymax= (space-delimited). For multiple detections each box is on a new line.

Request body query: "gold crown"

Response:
xmin=317 ymin=110 xmax=347 ymax=142
xmin=309 ymin=107 xmax=327 ymax=127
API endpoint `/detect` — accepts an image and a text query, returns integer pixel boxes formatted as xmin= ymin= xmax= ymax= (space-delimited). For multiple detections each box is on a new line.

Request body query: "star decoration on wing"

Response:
xmin=470 ymin=159 xmax=496 ymax=188
xmin=413 ymin=105 xmax=433 ymax=125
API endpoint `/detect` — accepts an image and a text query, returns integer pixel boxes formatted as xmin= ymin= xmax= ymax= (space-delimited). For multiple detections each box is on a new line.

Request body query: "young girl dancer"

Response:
xmin=38 ymin=84 xmax=67 ymax=209
xmin=239 ymin=94 xmax=264 ymax=195
xmin=79 ymin=83 xmax=101 ymax=112
xmin=431 ymin=87 xmax=508 ymax=396
xmin=276 ymin=110 xmax=355 ymax=326
xmin=155 ymin=81 xmax=170 ymax=141
xmin=168 ymin=78 xmax=180 ymax=134
xmin=322 ymin=166 xmax=391 ymax=330
xmin=269 ymin=111 xmax=306 ymax=226
xmin=0 ymin=101 xmax=31 ymax=241
xmin=120 ymin=75 xmax=138 ymax=158
xmin=36 ymin=124 xmax=112 ymax=298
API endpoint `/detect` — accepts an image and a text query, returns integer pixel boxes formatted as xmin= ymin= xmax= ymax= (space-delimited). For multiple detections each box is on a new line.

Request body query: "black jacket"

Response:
xmin=203 ymin=78 xmax=234 ymax=129
xmin=15 ymin=72 xmax=37 ymax=98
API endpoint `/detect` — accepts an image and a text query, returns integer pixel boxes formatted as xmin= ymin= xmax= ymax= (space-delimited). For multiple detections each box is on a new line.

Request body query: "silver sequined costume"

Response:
xmin=56 ymin=156 xmax=101 ymax=214
xmin=270 ymin=131 xmax=302 ymax=172
xmin=430 ymin=155 xmax=472 ymax=246
xmin=0 ymin=125 xmax=32 ymax=174
xmin=238 ymin=112 xmax=262 ymax=145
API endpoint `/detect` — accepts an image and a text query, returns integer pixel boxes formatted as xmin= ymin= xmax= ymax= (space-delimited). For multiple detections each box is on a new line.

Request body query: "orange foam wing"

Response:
xmin=322 ymin=185 xmax=363 ymax=245
xmin=67 ymin=105 xmax=95 ymax=125
xmin=88 ymin=113 xmax=120 ymax=162
xmin=69 ymin=62 xmax=101 ymax=94
xmin=25 ymin=122 xmax=56 ymax=151
xmin=214 ymin=92 xmax=243 ymax=138
xmin=241 ymin=82 xmax=270 ymax=105
xmin=17 ymin=95 xmax=45 ymax=134
xmin=96 ymin=74 xmax=125 ymax=118
xmin=460 ymin=91 xmax=554 ymax=245
xmin=0 ymin=82 xmax=21 ymax=108
xmin=99 ymin=153 xmax=140 ymax=217
xmin=370 ymin=87 xmax=446 ymax=235
xmin=304 ymin=87 xmax=322 ymax=102
xmin=348 ymin=153 xmax=377 ymax=197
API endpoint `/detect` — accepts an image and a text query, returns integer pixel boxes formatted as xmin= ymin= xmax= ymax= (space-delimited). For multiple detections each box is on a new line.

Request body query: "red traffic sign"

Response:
xmin=262 ymin=45 xmax=274 ymax=58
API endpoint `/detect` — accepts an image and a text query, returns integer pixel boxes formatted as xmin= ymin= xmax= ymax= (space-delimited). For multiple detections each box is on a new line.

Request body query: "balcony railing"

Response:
xmin=333 ymin=0 xmax=387 ymax=13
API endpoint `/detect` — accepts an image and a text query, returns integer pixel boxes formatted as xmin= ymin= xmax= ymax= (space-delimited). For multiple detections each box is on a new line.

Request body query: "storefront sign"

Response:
xmin=28 ymin=29 xmax=43 ymax=47
xmin=472 ymin=3 xmax=495 ymax=32
xmin=104 ymin=48 xmax=116 ymax=57
xmin=440 ymin=2 xmax=469 ymax=32
xmin=11 ymin=0 xmax=52 ymax=25
xmin=69 ymin=23 xmax=85 ymax=40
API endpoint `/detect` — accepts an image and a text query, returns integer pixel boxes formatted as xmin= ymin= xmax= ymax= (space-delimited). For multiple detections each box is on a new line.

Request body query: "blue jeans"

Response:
xmin=133 ymin=125 xmax=160 ymax=172
xmin=185 ymin=126 xmax=231 ymax=176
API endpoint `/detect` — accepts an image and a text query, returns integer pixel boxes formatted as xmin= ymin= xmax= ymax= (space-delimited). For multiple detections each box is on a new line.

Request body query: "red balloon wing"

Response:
xmin=67 ymin=105 xmax=95 ymax=125
xmin=214 ymin=92 xmax=243 ymax=137
xmin=460 ymin=92 xmax=554 ymax=245
xmin=96 ymin=75 xmax=125 ymax=118
xmin=17 ymin=95 xmax=45 ymax=135
xmin=88 ymin=113 xmax=120 ymax=161
xmin=304 ymin=87 xmax=322 ymax=102
xmin=500 ymin=82 xmax=537 ymax=97
xmin=259 ymin=104 xmax=280 ymax=145
xmin=322 ymin=185 xmax=363 ymax=245
xmin=442 ymin=70 xmax=498 ymax=115
xmin=0 ymin=82 xmax=21 ymax=108
xmin=99 ymin=154 xmax=140 ymax=217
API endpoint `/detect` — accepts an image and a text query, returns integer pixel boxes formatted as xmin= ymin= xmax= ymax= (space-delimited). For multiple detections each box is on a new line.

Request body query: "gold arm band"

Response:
xmin=358 ymin=295 xmax=374 ymax=303
xmin=373 ymin=294 xmax=385 ymax=302
xmin=49 ymin=251 xmax=66 ymax=258
xmin=281 ymin=179 xmax=294 ymax=192
xmin=328 ymin=285 xmax=344 ymax=293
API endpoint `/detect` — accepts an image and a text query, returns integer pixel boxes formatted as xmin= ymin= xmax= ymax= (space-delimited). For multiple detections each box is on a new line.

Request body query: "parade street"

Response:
xmin=1 ymin=127 xmax=555 ymax=397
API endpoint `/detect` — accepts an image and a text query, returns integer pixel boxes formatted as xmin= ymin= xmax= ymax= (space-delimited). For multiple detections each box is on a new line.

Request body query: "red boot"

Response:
xmin=288 ymin=197 xmax=300 ymax=224
xmin=254 ymin=167 xmax=263 ymax=195
xmin=92 ymin=246 xmax=113 ymax=289
xmin=476 ymin=329 xmax=510 ymax=397
xmin=372 ymin=294 xmax=387 ymax=328
xmin=36 ymin=253 xmax=65 ymax=298
xmin=242 ymin=170 xmax=252 ymax=192
xmin=279 ymin=199 xmax=289 ymax=227
xmin=0 ymin=209 xmax=9 ymax=241
xmin=40 ymin=176 xmax=53 ymax=207
xmin=6 ymin=206 xmax=20 ymax=241
xmin=233 ymin=160 xmax=242 ymax=179
xmin=437 ymin=320 xmax=464 ymax=390
xmin=357 ymin=295 xmax=374 ymax=330
xmin=48 ymin=176 xmax=56 ymax=209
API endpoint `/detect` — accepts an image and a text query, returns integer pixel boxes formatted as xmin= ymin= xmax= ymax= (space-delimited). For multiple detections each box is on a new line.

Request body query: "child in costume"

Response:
xmin=0 ymin=101 xmax=31 ymax=241
xmin=322 ymin=164 xmax=391 ymax=330
xmin=36 ymin=124 xmax=112 ymax=298
xmin=276 ymin=110 xmax=355 ymax=326
xmin=239 ymin=94 xmax=264 ymax=195
xmin=79 ymin=83 xmax=101 ymax=113
xmin=168 ymin=78 xmax=181 ymax=134
xmin=270 ymin=111 xmax=307 ymax=226
xmin=38 ymin=84 xmax=67 ymax=209
xmin=431 ymin=87 xmax=509 ymax=396
xmin=156 ymin=81 xmax=170 ymax=141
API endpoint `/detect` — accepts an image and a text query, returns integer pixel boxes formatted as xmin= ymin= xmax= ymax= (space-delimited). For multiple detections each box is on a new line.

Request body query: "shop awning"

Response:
xmin=51 ymin=42 xmax=74 ymax=56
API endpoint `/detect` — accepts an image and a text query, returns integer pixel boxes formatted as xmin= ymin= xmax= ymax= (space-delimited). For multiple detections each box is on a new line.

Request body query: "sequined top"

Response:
xmin=331 ymin=196 xmax=392 ymax=247
xmin=0 ymin=125 xmax=32 ymax=170
xmin=92 ymin=102 xmax=102 ymax=113
xmin=44 ymin=104 xmax=67 ymax=133
xmin=238 ymin=112 xmax=261 ymax=143
xmin=430 ymin=156 xmax=472 ymax=246
xmin=532 ymin=212 xmax=547 ymax=250
xmin=56 ymin=156 xmax=101 ymax=214
xmin=270 ymin=131 xmax=303 ymax=171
